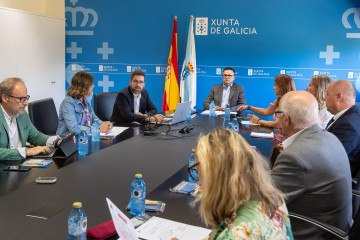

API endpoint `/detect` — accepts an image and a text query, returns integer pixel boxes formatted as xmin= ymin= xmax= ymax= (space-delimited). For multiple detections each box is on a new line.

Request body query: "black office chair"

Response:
xmin=28 ymin=98 xmax=58 ymax=135
xmin=289 ymin=190 xmax=360 ymax=240
xmin=93 ymin=92 xmax=118 ymax=121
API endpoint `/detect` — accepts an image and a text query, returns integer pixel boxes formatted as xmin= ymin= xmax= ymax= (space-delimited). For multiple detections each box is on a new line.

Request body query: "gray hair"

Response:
xmin=0 ymin=78 xmax=24 ymax=103
xmin=279 ymin=93 xmax=319 ymax=129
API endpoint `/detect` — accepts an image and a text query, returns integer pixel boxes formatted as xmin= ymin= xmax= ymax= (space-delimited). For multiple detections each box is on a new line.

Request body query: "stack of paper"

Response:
xmin=201 ymin=110 xmax=237 ymax=116
xmin=250 ymin=132 xmax=274 ymax=139
xmin=100 ymin=126 xmax=128 ymax=137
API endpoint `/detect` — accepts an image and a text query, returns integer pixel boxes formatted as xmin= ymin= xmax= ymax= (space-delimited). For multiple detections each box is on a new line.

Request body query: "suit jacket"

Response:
xmin=203 ymin=83 xmax=246 ymax=111
xmin=271 ymin=124 xmax=352 ymax=240
xmin=327 ymin=105 xmax=360 ymax=177
xmin=110 ymin=86 xmax=158 ymax=124
xmin=0 ymin=106 xmax=49 ymax=161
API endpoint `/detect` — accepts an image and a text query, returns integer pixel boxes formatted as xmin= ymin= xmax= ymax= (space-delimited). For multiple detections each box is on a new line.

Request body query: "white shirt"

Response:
xmin=282 ymin=127 xmax=307 ymax=150
xmin=1 ymin=104 xmax=56 ymax=158
xmin=319 ymin=107 xmax=333 ymax=130
xmin=133 ymin=93 xmax=141 ymax=113
xmin=326 ymin=107 xmax=350 ymax=130
xmin=221 ymin=84 xmax=232 ymax=108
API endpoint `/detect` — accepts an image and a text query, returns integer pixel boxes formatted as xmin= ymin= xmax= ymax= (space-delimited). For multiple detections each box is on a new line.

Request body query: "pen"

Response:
xmin=23 ymin=165 xmax=46 ymax=168
xmin=145 ymin=200 xmax=162 ymax=205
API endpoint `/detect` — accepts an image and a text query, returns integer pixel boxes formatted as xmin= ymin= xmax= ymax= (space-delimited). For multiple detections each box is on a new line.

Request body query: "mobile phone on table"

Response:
xmin=3 ymin=165 xmax=31 ymax=172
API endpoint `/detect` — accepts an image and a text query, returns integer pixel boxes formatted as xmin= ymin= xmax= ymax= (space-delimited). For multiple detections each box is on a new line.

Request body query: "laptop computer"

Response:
xmin=157 ymin=101 xmax=192 ymax=125
xmin=32 ymin=132 xmax=78 ymax=159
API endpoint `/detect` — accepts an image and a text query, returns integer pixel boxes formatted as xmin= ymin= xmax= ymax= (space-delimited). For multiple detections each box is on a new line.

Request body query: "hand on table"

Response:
xmin=25 ymin=146 xmax=51 ymax=156
xmin=215 ymin=106 xmax=225 ymax=111
xmin=100 ymin=121 xmax=113 ymax=133
xmin=248 ymin=114 xmax=260 ymax=124
xmin=237 ymin=105 xmax=249 ymax=112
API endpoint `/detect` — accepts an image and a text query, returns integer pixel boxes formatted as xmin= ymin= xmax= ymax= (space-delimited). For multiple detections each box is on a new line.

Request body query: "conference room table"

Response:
xmin=0 ymin=116 xmax=274 ymax=240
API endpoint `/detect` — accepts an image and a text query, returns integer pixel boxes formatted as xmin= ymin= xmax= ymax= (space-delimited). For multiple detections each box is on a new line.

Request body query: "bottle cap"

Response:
xmin=192 ymin=149 xmax=195 ymax=152
xmin=81 ymin=128 xmax=85 ymax=131
xmin=94 ymin=118 xmax=98 ymax=121
xmin=73 ymin=202 xmax=82 ymax=208
xmin=135 ymin=173 xmax=142 ymax=178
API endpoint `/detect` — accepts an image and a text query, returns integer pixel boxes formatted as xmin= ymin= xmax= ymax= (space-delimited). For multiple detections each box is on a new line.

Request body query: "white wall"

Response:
xmin=0 ymin=6 xmax=65 ymax=110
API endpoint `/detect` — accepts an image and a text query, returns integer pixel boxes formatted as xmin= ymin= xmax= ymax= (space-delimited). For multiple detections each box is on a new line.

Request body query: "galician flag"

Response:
xmin=180 ymin=15 xmax=197 ymax=109
xmin=162 ymin=16 xmax=180 ymax=114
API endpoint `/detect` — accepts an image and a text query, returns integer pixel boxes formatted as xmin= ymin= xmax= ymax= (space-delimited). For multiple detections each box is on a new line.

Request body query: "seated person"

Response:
xmin=57 ymin=71 xmax=112 ymax=136
xmin=306 ymin=75 xmax=333 ymax=129
xmin=110 ymin=70 xmax=164 ymax=124
xmin=0 ymin=78 xmax=59 ymax=160
xmin=203 ymin=67 xmax=246 ymax=112
xmin=325 ymin=79 xmax=360 ymax=177
xmin=271 ymin=91 xmax=352 ymax=239
xmin=188 ymin=127 xmax=293 ymax=240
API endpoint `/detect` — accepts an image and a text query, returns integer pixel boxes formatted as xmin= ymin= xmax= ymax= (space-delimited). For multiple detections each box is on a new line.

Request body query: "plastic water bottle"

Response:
xmin=209 ymin=101 xmax=216 ymax=117
xmin=186 ymin=107 xmax=192 ymax=121
xmin=188 ymin=149 xmax=198 ymax=182
xmin=91 ymin=119 xmax=100 ymax=142
xmin=78 ymin=128 xmax=88 ymax=155
xmin=68 ymin=202 xmax=87 ymax=240
xmin=130 ymin=174 xmax=146 ymax=216
xmin=232 ymin=118 xmax=239 ymax=132
xmin=224 ymin=104 xmax=230 ymax=122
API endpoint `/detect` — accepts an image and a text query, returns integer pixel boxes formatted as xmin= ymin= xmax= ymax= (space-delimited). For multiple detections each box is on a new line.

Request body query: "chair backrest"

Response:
xmin=350 ymin=190 xmax=360 ymax=240
xmin=28 ymin=98 xmax=58 ymax=135
xmin=93 ymin=92 xmax=118 ymax=121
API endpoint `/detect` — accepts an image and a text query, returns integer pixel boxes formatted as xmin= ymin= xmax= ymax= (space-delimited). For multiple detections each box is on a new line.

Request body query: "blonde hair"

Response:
xmin=195 ymin=128 xmax=284 ymax=226
xmin=310 ymin=75 xmax=332 ymax=110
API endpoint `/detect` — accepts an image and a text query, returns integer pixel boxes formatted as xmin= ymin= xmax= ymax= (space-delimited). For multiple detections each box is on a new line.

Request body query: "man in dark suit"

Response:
xmin=271 ymin=91 xmax=352 ymax=239
xmin=325 ymin=79 xmax=360 ymax=177
xmin=111 ymin=70 xmax=164 ymax=124
xmin=203 ymin=67 xmax=246 ymax=111
xmin=0 ymin=78 xmax=58 ymax=161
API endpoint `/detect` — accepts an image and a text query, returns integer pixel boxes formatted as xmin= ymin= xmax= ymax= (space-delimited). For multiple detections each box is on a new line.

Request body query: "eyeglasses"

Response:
xmin=222 ymin=74 xmax=234 ymax=78
xmin=132 ymin=80 xmax=145 ymax=85
xmin=274 ymin=111 xmax=284 ymax=118
xmin=187 ymin=162 xmax=199 ymax=181
xmin=6 ymin=94 xmax=30 ymax=103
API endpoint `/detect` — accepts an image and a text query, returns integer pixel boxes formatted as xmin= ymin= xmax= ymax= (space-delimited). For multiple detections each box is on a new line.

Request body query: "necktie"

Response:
xmin=326 ymin=117 xmax=335 ymax=130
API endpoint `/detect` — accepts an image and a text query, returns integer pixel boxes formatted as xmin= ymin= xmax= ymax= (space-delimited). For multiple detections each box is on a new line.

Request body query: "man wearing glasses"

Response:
xmin=203 ymin=67 xmax=246 ymax=112
xmin=0 ymin=78 xmax=58 ymax=160
xmin=111 ymin=70 xmax=164 ymax=124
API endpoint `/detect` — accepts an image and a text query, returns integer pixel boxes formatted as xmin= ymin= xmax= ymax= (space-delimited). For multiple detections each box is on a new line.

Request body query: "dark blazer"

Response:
xmin=110 ymin=86 xmax=157 ymax=124
xmin=327 ymin=105 xmax=360 ymax=177
xmin=271 ymin=124 xmax=352 ymax=239
xmin=203 ymin=83 xmax=246 ymax=111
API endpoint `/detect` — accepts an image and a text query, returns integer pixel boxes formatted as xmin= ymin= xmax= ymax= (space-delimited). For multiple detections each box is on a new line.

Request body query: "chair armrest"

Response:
xmin=289 ymin=212 xmax=348 ymax=240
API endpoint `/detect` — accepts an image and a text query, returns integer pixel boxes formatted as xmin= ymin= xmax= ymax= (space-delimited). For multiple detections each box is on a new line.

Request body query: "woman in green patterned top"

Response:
xmin=194 ymin=127 xmax=293 ymax=240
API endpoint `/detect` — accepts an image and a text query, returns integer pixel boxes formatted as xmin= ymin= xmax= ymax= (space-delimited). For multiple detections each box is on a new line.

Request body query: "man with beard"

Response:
xmin=111 ymin=70 xmax=164 ymax=124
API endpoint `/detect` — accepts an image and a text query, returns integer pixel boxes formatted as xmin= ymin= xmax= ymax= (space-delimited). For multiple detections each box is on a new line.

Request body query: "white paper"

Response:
xmin=201 ymin=110 xmax=237 ymax=116
xmin=241 ymin=120 xmax=260 ymax=125
xmin=250 ymin=132 xmax=274 ymax=139
xmin=101 ymin=127 xmax=128 ymax=137
xmin=106 ymin=198 xmax=139 ymax=240
xmin=136 ymin=216 xmax=211 ymax=240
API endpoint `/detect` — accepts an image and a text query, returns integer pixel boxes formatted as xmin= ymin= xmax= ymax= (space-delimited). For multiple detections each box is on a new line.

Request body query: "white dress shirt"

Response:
xmin=326 ymin=107 xmax=350 ymax=130
xmin=221 ymin=84 xmax=232 ymax=107
xmin=133 ymin=93 xmax=141 ymax=113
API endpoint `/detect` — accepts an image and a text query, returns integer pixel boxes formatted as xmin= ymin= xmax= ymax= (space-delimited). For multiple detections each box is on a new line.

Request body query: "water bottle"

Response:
xmin=224 ymin=104 xmax=230 ymax=122
xmin=91 ymin=119 xmax=100 ymax=142
xmin=232 ymin=118 xmax=239 ymax=132
xmin=186 ymin=107 xmax=192 ymax=121
xmin=68 ymin=202 xmax=87 ymax=240
xmin=188 ymin=149 xmax=198 ymax=182
xmin=130 ymin=174 xmax=146 ymax=216
xmin=209 ymin=101 xmax=216 ymax=117
xmin=78 ymin=128 xmax=88 ymax=155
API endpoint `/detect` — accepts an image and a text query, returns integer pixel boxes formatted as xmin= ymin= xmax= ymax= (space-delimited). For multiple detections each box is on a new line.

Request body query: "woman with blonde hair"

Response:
xmin=190 ymin=128 xmax=293 ymax=239
xmin=238 ymin=74 xmax=296 ymax=145
xmin=57 ymin=71 xmax=112 ymax=135
xmin=306 ymin=75 xmax=333 ymax=129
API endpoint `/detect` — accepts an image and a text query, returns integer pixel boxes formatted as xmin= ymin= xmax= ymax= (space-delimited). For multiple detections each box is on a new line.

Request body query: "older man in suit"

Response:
xmin=203 ymin=67 xmax=246 ymax=111
xmin=271 ymin=91 xmax=352 ymax=239
xmin=325 ymin=80 xmax=360 ymax=178
xmin=0 ymin=78 xmax=59 ymax=161
xmin=111 ymin=70 xmax=164 ymax=124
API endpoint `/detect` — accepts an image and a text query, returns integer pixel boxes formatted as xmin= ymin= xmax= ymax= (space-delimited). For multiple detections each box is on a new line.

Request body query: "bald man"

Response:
xmin=271 ymin=91 xmax=352 ymax=239
xmin=0 ymin=78 xmax=58 ymax=161
xmin=325 ymin=80 xmax=360 ymax=177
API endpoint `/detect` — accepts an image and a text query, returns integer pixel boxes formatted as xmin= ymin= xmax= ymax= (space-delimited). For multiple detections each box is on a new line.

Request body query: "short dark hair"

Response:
xmin=0 ymin=78 xmax=24 ymax=103
xmin=223 ymin=67 xmax=235 ymax=75
xmin=67 ymin=71 xmax=94 ymax=99
xmin=130 ymin=70 xmax=146 ymax=81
